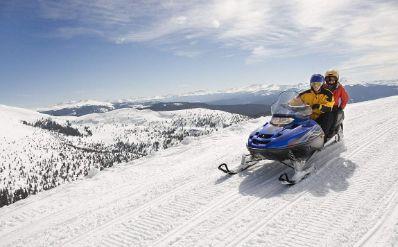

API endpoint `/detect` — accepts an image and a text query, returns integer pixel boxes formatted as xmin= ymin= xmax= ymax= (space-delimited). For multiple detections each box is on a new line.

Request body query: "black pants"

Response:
xmin=328 ymin=110 xmax=338 ymax=136
xmin=315 ymin=112 xmax=334 ymax=141
xmin=329 ymin=108 xmax=345 ymax=135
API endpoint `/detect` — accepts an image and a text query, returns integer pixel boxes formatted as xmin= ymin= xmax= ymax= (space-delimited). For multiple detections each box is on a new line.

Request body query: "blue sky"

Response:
xmin=1 ymin=1 xmax=397 ymax=108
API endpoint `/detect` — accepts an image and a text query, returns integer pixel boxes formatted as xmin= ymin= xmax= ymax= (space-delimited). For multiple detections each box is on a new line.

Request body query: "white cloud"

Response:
xmin=212 ymin=20 xmax=220 ymax=28
xmin=246 ymin=46 xmax=272 ymax=64
xmin=174 ymin=50 xmax=202 ymax=58
xmin=55 ymin=27 xmax=104 ymax=39
xmin=173 ymin=16 xmax=187 ymax=25
xmin=337 ymin=2 xmax=398 ymax=80
xmin=33 ymin=0 xmax=398 ymax=80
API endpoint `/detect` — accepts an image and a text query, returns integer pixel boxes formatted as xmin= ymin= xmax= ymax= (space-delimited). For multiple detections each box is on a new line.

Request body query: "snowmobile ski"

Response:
xmin=278 ymin=166 xmax=314 ymax=185
xmin=278 ymin=173 xmax=296 ymax=185
xmin=218 ymin=162 xmax=255 ymax=175
xmin=218 ymin=154 xmax=260 ymax=175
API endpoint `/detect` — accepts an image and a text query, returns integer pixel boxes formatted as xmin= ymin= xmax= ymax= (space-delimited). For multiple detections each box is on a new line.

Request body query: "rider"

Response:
xmin=322 ymin=69 xmax=349 ymax=137
xmin=298 ymin=74 xmax=335 ymax=141
xmin=323 ymin=69 xmax=349 ymax=111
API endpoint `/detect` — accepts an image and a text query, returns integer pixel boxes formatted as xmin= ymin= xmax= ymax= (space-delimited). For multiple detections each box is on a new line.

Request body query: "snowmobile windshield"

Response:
xmin=270 ymin=91 xmax=312 ymax=118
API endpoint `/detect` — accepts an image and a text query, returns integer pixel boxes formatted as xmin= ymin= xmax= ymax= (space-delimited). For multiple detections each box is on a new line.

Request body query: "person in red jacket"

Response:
xmin=322 ymin=69 xmax=350 ymax=138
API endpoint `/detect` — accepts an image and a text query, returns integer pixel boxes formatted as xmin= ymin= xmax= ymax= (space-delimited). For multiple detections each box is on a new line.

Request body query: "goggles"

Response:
xmin=325 ymin=76 xmax=337 ymax=83
xmin=310 ymin=81 xmax=322 ymax=88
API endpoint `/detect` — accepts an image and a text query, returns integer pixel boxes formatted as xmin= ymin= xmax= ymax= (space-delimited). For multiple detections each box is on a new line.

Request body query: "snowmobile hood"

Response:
xmin=247 ymin=119 xmax=322 ymax=150
xmin=249 ymin=123 xmax=283 ymax=138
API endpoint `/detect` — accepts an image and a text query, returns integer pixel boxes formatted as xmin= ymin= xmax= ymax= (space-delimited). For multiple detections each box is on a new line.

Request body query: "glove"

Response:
xmin=312 ymin=104 xmax=320 ymax=110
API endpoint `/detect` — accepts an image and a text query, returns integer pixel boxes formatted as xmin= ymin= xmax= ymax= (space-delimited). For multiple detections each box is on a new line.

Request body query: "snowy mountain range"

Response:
xmin=1 ymin=95 xmax=398 ymax=246
xmin=39 ymin=80 xmax=398 ymax=117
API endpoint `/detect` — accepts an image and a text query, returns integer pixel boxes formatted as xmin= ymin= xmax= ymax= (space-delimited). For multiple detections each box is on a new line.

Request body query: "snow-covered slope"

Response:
xmin=1 ymin=96 xmax=398 ymax=246
xmin=0 ymin=106 xmax=246 ymax=207
xmin=70 ymin=107 xmax=246 ymax=145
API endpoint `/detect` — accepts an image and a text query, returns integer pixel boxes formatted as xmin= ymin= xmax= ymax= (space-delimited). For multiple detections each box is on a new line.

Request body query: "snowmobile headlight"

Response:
xmin=270 ymin=117 xmax=294 ymax=126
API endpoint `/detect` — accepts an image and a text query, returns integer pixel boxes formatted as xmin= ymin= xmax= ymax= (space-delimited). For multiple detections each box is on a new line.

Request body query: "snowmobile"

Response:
xmin=218 ymin=90 xmax=344 ymax=185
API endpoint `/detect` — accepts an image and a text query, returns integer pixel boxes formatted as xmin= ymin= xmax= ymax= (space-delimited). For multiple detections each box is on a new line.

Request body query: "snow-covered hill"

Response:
xmin=1 ymin=96 xmax=398 ymax=246
xmin=0 ymin=106 xmax=246 ymax=207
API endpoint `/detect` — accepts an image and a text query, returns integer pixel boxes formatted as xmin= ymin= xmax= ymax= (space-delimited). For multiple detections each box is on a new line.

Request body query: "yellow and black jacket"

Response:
xmin=298 ymin=88 xmax=334 ymax=120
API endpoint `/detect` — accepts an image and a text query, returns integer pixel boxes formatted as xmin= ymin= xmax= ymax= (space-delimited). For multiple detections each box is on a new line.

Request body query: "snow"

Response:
xmin=37 ymin=100 xmax=114 ymax=111
xmin=223 ymin=83 xmax=291 ymax=94
xmin=343 ymin=78 xmax=398 ymax=86
xmin=70 ymin=107 xmax=243 ymax=145
xmin=1 ymin=96 xmax=398 ymax=246
xmin=0 ymin=105 xmax=43 ymax=139
xmin=0 ymin=106 xmax=246 ymax=205
xmin=171 ymin=83 xmax=299 ymax=96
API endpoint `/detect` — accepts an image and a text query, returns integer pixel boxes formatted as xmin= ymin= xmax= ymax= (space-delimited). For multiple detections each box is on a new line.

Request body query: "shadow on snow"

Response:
xmin=216 ymin=141 xmax=357 ymax=198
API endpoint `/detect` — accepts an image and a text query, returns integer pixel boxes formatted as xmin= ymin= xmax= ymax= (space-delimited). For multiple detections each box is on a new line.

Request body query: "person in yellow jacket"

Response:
xmin=298 ymin=74 xmax=335 ymax=141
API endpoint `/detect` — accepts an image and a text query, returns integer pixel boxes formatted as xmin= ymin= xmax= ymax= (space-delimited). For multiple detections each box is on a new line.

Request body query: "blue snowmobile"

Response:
xmin=218 ymin=90 xmax=344 ymax=184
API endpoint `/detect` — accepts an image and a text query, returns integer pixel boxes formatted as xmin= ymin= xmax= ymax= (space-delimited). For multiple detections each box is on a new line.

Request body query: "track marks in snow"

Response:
xmin=150 ymin=163 xmax=286 ymax=246
xmin=358 ymin=189 xmax=398 ymax=247
xmin=69 ymin=162 xmax=283 ymax=247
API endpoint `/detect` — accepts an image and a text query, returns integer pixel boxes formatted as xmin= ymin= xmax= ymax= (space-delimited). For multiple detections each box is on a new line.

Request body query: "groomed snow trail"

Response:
xmin=1 ymin=96 xmax=398 ymax=247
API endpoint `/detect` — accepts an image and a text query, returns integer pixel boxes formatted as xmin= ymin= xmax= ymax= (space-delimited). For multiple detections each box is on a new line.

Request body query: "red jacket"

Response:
xmin=324 ymin=83 xmax=349 ymax=109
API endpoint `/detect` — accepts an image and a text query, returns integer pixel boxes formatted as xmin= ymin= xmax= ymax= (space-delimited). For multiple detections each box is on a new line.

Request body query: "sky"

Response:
xmin=0 ymin=0 xmax=397 ymax=108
